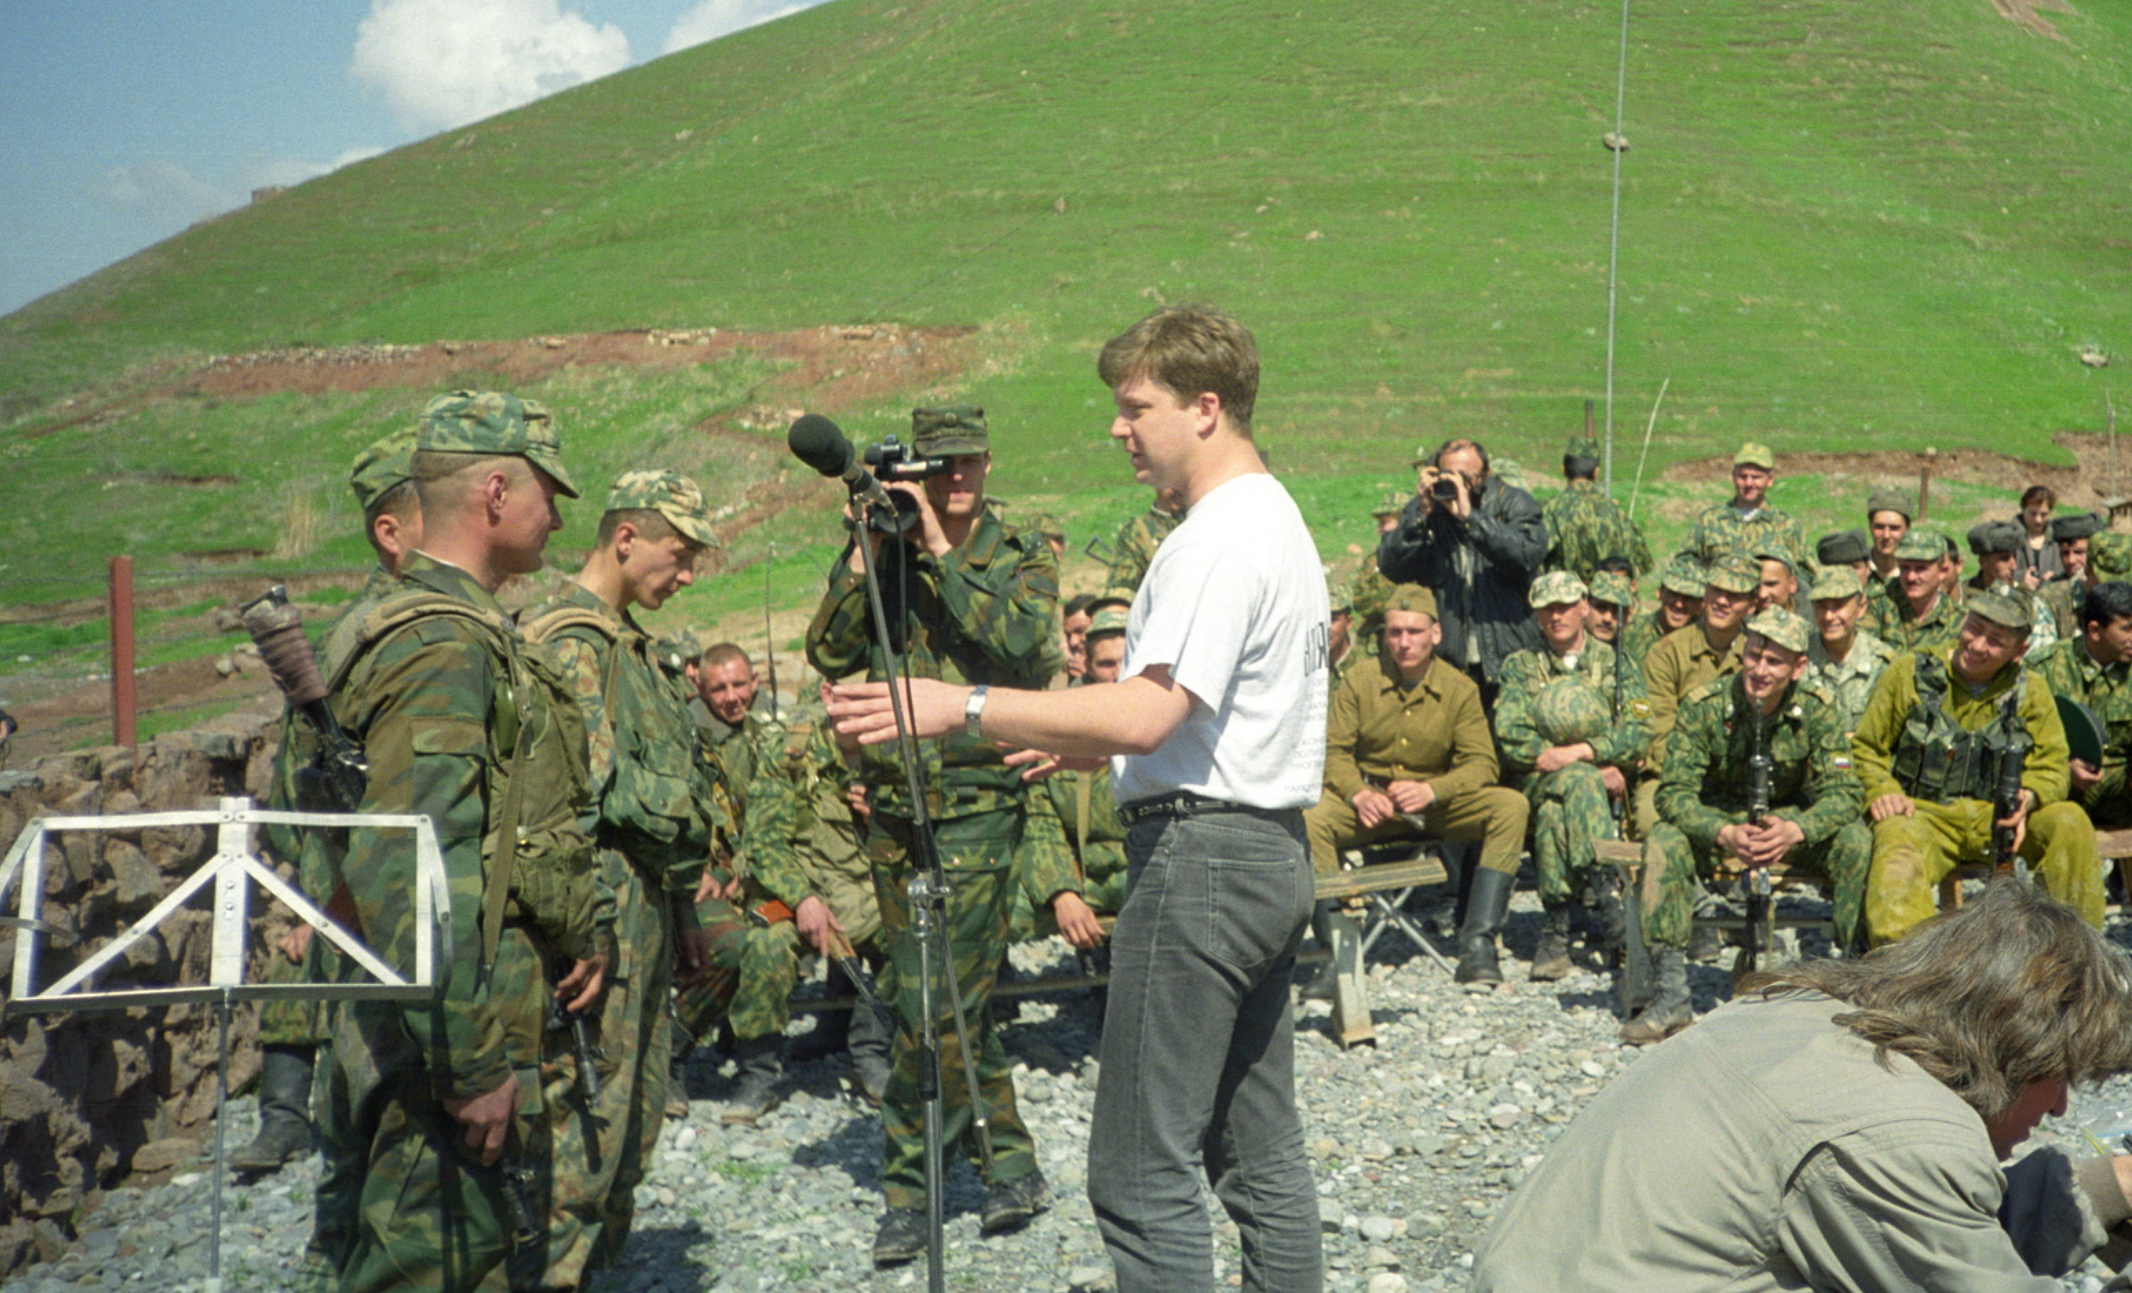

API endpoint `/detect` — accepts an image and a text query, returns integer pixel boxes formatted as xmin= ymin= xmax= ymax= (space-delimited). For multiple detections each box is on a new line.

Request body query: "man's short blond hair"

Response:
xmin=1098 ymin=304 xmax=1259 ymax=433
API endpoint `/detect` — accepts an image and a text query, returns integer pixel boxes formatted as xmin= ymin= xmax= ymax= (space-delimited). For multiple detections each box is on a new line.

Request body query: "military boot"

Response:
xmin=720 ymin=1034 xmax=784 ymax=1126
xmin=1529 ymin=899 xmax=1575 ymax=982
xmin=1455 ymin=866 xmax=1516 ymax=985
xmin=1585 ymin=866 xmax=1629 ymax=966
xmin=229 ymin=1044 xmax=314 ymax=1173
xmin=1618 ymin=948 xmax=1692 ymax=1045
xmin=1295 ymin=900 xmax=1340 ymax=1001
xmin=847 ymin=996 xmax=892 ymax=1109
xmin=791 ymin=961 xmax=857 ymax=1062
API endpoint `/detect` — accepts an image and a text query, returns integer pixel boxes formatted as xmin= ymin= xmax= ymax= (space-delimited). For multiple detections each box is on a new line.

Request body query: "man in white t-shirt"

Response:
xmin=829 ymin=305 xmax=1328 ymax=1293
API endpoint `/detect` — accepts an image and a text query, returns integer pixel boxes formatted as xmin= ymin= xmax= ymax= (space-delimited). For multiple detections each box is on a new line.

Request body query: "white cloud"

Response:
xmin=350 ymin=0 xmax=631 ymax=133
xmin=662 ymin=0 xmax=817 ymax=54
xmin=84 ymin=160 xmax=228 ymax=226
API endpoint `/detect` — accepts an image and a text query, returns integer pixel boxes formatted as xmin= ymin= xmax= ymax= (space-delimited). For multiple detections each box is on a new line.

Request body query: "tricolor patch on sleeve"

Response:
xmin=1831 ymin=755 xmax=1853 ymax=770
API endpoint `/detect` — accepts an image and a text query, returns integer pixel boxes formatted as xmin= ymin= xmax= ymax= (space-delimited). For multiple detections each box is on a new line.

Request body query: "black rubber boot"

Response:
xmin=790 ymin=961 xmax=856 ymax=1062
xmin=1586 ymin=866 xmax=1628 ymax=966
xmin=1529 ymin=899 xmax=1574 ymax=982
xmin=1455 ymin=866 xmax=1515 ymax=985
xmin=1619 ymin=948 xmax=1692 ymax=1045
xmin=230 ymin=1044 xmax=314 ymax=1173
xmin=721 ymin=1034 xmax=784 ymax=1126
xmin=1296 ymin=900 xmax=1339 ymax=1001
xmin=847 ymin=994 xmax=892 ymax=1109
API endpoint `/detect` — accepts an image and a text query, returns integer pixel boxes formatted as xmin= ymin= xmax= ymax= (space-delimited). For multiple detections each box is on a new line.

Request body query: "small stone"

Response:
xmin=1369 ymin=1274 xmax=1409 ymax=1293
xmin=1359 ymin=1215 xmax=1397 ymax=1244
xmin=1320 ymin=1201 xmax=1344 ymax=1233
xmin=1365 ymin=1245 xmax=1401 ymax=1271
xmin=1067 ymin=1265 xmax=1116 ymax=1291
xmin=1579 ymin=1059 xmax=1606 ymax=1079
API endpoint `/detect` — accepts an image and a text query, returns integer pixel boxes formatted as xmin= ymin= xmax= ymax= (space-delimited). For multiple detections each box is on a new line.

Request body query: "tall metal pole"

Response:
xmin=1602 ymin=0 xmax=1632 ymax=496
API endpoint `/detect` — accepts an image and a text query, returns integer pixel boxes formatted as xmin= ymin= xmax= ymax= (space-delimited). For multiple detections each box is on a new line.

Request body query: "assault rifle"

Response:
xmin=241 ymin=586 xmax=367 ymax=810
xmin=1739 ymin=708 xmax=1774 ymax=975
xmin=1991 ymin=739 xmax=2028 ymax=877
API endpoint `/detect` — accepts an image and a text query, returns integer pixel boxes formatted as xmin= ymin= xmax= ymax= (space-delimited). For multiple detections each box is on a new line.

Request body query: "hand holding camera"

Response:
xmin=1416 ymin=464 xmax=1475 ymax=520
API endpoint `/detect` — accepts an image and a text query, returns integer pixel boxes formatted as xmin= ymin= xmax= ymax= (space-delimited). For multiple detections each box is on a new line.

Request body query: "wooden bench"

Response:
xmin=1312 ymin=844 xmax=1454 ymax=1048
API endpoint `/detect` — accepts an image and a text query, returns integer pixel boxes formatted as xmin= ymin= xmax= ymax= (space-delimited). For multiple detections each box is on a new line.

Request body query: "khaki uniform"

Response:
xmin=1851 ymin=650 xmax=2101 ymax=942
xmin=1304 ymin=653 xmax=1528 ymax=877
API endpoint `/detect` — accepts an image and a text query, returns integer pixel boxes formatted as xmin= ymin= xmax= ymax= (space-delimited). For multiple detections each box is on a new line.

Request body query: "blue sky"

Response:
xmin=0 ymin=0 xmax=832 ymax=318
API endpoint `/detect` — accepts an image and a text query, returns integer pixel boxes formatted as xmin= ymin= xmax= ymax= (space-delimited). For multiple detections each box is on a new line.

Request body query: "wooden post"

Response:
xmin=1917 ymin=448 xmax=1936 ymax=523
xmin=109 ymin=555 xmax=136 ymax=749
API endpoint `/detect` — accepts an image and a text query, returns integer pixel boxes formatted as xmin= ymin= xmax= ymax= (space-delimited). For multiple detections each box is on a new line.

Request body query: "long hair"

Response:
xmin=1743 ymin=880 xmax=2132 ymax=1120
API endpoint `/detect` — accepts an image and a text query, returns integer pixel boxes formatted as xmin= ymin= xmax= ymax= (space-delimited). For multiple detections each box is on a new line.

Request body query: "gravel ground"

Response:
xmin=9 ymin=887 xmax=2130 ymax=1292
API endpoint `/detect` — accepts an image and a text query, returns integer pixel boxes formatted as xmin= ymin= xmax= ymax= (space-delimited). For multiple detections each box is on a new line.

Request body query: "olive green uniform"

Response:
xmin=1101 ymin=503 xmax=1183 ymax=604
xmin=1494 ymin=639 xmax=1649 ymax=902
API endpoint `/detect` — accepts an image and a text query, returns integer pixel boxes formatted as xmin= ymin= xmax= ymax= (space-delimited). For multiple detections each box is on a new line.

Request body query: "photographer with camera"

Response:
xmin=1376 ymin=437 xmax=1546 ymax=701
xmin=804 ymin=404 xmax=1099 ymax=1269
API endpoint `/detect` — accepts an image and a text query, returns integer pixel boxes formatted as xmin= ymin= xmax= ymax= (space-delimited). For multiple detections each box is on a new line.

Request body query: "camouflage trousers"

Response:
xmin=1639 ymin=819 xmax=1871 ymax=952
xmin=1303 ymin=785 xmax=1529 ymax=877
xmin=727 ymin=912 xmax=887 ymax=1042
xmin=871 ymin=810 xmax=1042 ymax=1209
xmin=258 ymin=939 xmax=329 ymax=1047
xmin=667 ymin=893 xmax=752 ymax=1044
xmin=1519 ymin=764 xmax=1621 ymax=904
xmin=1865 ymin=799 xmax=2102 ymax=945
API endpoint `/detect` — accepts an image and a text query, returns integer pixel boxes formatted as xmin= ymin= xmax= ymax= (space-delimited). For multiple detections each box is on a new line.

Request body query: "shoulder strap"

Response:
xmin=520 ymin=603 xmax=626 ymax=732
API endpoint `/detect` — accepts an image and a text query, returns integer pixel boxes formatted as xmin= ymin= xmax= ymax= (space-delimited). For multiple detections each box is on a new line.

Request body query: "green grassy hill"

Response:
xmin=3 ymin=0 xmax=2129 ymax=643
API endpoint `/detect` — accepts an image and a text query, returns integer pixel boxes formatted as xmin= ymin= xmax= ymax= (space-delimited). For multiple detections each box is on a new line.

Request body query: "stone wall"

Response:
xmin=0 ymin=710 xmax=285 ymax=1278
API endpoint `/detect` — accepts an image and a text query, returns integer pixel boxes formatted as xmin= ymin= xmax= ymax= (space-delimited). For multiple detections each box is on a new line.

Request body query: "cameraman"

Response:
xmin=1376 ymin=437 xmax=1546 ymax=699
xmin=805 ymin=405 xmax=1099 ymax=1268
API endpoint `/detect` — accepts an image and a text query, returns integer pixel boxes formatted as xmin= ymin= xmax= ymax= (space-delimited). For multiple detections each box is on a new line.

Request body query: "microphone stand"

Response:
xmin=846 ymin=493 xmax=983 ymax=1293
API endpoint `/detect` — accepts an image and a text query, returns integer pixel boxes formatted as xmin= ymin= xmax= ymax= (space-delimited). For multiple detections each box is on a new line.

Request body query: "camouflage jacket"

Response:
xmin=2031 ymin=637 xmax=2132 ymax=821
xmin=521 ymin=584 xmax=713 ymax=901
xmin=806 ymin=509 xmax=1063 ymax=819
xmin=742 ymin=713 xmax=880 ymax=939
xmin=327 ymin=553 xmax=608 ymax=1101
xmin=1540 ymin=480 xmax=1653 ymax=581
xmin=1866 ymin=579 xmax=1965 ymax=656
xmin=1656 ymin=676 xmax=1864 ymax=856
xmin=1804 ymin=629 xmax=1896 ymax=737
xmin=1642 ymin=624 xmax=1745 ymax=776
xmin=1677 ymin=501 xmax=1808 ymax=574
xmin=1102 ymin=504 xmax=1184 ymax=604
xmin=1494 ymin=637 xmax=1651 ymax=774
xmin=1618 ymin=608 xmax=1674 ymax=683
xmin=1036 ymin=767 xmax=1128 ymax=896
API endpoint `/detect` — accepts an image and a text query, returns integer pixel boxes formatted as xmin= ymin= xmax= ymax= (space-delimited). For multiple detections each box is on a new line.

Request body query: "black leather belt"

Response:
xmin=1115 ymin=790 xmax=1258 ymax=826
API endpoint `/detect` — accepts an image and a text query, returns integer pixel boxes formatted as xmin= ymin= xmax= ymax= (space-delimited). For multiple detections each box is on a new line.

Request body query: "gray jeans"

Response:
xmin=1087 ymin=808 xmax=1323 ymax=1293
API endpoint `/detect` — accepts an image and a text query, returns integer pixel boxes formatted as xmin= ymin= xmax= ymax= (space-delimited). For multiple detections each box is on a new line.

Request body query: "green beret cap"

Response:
xmin=1734 ymin=442 xmax=1775 ymax=470
xmin=1895 ymin=529 xmax=1947 ymax=562
xmin=417 ymin=389 xmax=580 ymax=498
xmin=1588 ymin=571 xmax=1635 ymax=608
xmin=1866 ymin=488 xmax=1913 ymax=521
xmin=1704 ymin=554 xmax=1762 ymax=595
xmin=1966 ymin=521 xmax=2023 ymax=557
xmin=911 ymin=405 xmax=988 ymax=455
xmin=2053 ymin=512 xmax=2104 ymax=543
xmin=1088 ymin=605 xmax=1130 ymax=638
xmin=2092 ymin=533 xmax=2132 ymax=579
xmin=1815 ymin=529 xmax=1871 ymax=567
xmin=1385 ymin=584 xmax=1439 ymax=619
xmin=1810 ymin=567 xmax=1865 ymax=601
xmin=604 ymin=469 xmax=718 ymax=548
xmin=1966 ymin=588 xmax=2033 ymax=632
xmin=1744 ymin=606 xmax=1811 ymax=655
xmin=1529 ymin=570 xmax=1589 ymax=608
xmin=350 ymin=428 xmax=417 ymax=516
xmin=1658 ymin=556 xmax=1707 ymax=597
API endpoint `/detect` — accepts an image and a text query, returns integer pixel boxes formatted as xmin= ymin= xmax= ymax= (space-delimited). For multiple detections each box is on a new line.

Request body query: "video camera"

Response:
xmin=863 ymin=435 xmax=952 ymax=534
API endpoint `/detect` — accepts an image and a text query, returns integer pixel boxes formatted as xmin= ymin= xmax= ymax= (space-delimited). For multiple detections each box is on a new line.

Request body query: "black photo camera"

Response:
xmin=1430 ymin=471 xmax=1464 ymax=503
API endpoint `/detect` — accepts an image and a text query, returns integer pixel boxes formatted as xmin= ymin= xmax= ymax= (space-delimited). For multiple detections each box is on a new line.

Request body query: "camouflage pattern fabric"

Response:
xmin=744 ymin=715 xmax=880 ymax=943
xmin=2031 ymin=636 xmax=2132 ymax=825
xmin=1495 ymin=640 xmax=1651 ymax=902
xmin=1100 ymin=503 xmax=1184 ymax=604
xmin=1676 ymin=501 xmax=1808 ymax=576
xmin=1803 ymin=629 xmax=1896 ymax=736
xmin=1037 ymin=768 xmax=1130 ymax=917
xmin=1540 ymin=479 xmax=1653 ymax=581
xmin=1003 ymin=779 xmax=1079 ymax=940
xmin=1640 ymin=676 xmax=1868 ymax=949
xmin=1865 ymin=577 xmax=1965 ymax=655
xmin=666 ymin=894 xmax=751 ymax=1043
xmin=1616 ymin=608 xmax=1673 ymax=682
xmin=1348 ymin=555 xmax=1397 ymax=656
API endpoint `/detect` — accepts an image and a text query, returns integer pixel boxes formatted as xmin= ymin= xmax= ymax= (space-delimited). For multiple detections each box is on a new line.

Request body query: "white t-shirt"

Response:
xmin=1112 ymin=471 xmax=1329 ymax=810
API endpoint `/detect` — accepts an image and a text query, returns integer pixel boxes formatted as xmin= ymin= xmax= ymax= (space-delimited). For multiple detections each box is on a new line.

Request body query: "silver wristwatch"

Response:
xmin=964 ymin=685 xmax=989 ymax=739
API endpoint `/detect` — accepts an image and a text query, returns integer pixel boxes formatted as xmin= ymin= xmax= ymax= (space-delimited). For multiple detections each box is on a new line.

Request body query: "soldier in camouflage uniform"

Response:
xmin=2038 ymin=512 xmax=2107 ymax=634
xmin=1803 ymin=567 xmax=1895 ymax=736
xmin=1584 ymin=567 xmax=1634 ymax=646
xmin=1635 ymin=555 xmax=1761 ymax=836
xmin=518 ymin=469 xmax=734 ymax=1285
xmin=321 ymin=390 xmax=613 ymax=1292
xmin=2031 ymin=581 xmax=2132 ymax=827
xmin=1675 ymin=442 xmax=1809 ymax=577
xmin=1540 ymin=435 xmax=1652 ymax=582
xmin=1619 ymin=557 xmax=1703 ymax=676
xmin=1853 ymin=590 xmax=2102 ymax=944
xmin=1864 ymin=487 xmax=1912 ymax=586
xmin=1621 ymin=607 xmax=1868 ymax=1043
xmin=1967 ymin=521 xmax=2061 ymax=659
xmin=1101 ymin=487 xmax=1186 ymax=603
xmin=1869 ymin=529 xmax=1967 ymax=655
xmin=1494 ymin=572 xmax=1651 ymax=980
xmin=1815 ymin=527 xmax=1872 ymax=590
xmin=805 ymin=405 xmax=1093 ymax=1267
xmin=1347 ymin=492 xmax=1405 ymax=656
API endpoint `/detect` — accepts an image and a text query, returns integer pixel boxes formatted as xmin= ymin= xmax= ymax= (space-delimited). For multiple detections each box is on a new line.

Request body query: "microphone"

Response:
xmin=788 ymin=414 xmax=902 ymax=525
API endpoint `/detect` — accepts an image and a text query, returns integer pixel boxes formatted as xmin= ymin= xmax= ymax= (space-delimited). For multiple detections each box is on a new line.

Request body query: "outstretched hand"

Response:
xmin=828 ymin=678 xmax=968 ymax=745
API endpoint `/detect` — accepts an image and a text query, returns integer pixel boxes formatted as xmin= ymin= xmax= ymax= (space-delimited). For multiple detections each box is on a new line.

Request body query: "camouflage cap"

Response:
xmin=1385 ymin=584 xmax=1439 ymax=620
xmin=1865 ymin=488 xmax=1913 ymax=521
xmin=1752 ymin=544 xmax=1797 ymax=576
xmin=1588 ymin=570 xmax=1635 ymax=608
xmin=1410 ymin=442 xmax=1433 ymax=467
xmin=2053 ymin=511 xmax=2105 ymax=543
xmin=416 ymin=389 xmax=580 ymax=498
xmin=656 ymin=634 xmax=702 ymax=668
xmin=1657 ymin=556 xmax=1707 ymax=597
xmin=1704 ymin=554 xmax=1762 ymax=595
xmin=1564 ymin=435 xmax=1601 ymax=473
xmin=1815 ymin=528 xmax=1871 ymax=567
xmin=1895 ymin=529 xmax=1946 ymax=562
xmin=1330 ymin=584 xmax=1354 ymax=615
xmin=1743 ymin=606 xmax=1811 ymax=655
xmin=604 ymin=469 xmax=718 ymax=548
xmin=911 ymin=405 xmax=988 ymax=456
xmin=1026 ymin=511 xmax=1065 ymax=543
xmin=1734 ymin=442 xmax=1775 ymax=470
xmin=350 ymin=427 xmax=417 ymax=516
xmin=1529 ymin=570 xmax=1589 ymax=608
xmin=1965 ymin=588 xmax=2033 ymax=633
xmin=1371 ymin=491 xmax=1406 ymax=519
xmin=1966 ymin=520 xmax=2023 ymax=557
xmin=1088 ymin=604 xmax=1130 ymax=638
xmin=2092 ymin=532 xmax=2132 ymax=580
xmin=1810 ymin=567 xmax=1865 ymax=601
